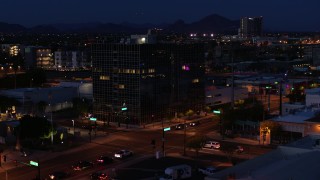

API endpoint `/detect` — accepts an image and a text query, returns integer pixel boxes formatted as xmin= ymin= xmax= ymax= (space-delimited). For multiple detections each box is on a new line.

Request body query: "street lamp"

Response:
xmin=72 ymin=120 xmax=75 ymax=135
xmin=30 ymin=78 xmax=33 ymax=88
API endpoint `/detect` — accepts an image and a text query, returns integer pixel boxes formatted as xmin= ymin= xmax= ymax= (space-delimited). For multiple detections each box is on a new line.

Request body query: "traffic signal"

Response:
xmin=3 ymin=155 xmax=6 ymax=162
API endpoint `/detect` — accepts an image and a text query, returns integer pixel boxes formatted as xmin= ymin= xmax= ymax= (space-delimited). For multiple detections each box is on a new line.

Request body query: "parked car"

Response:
xmin=203 ymin=141 xmax=221 ymax=149
xmin=91 ymin=171 xmax=108 ymax=180
xmin=159 ymin=164 xmax=192 ymax=180
xmin=20 ymin=148 xmax=31 ymax=157
xmin=72 ymin=161 xmax=94 ymax=171
xmin=82 ymin=125 xmax=98 ymax=130
xmin=189 ymin=121 xmax=200 ymax=127
xmin=175 ymin=123 xmax=186 ymax=130
xmin=96 ymin=156 xmax=113 ymax=164
xmin=48 ymin=171 xmax=70 ymax=179
xmin=114 ymin=150 xmax=133 ymax=159
xmin=235 ymin=145 xmax=244 ymax=153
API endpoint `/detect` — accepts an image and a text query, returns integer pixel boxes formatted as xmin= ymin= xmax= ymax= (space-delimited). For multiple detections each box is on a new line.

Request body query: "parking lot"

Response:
xmin=114 ymin=153 xmax=240 ymax=180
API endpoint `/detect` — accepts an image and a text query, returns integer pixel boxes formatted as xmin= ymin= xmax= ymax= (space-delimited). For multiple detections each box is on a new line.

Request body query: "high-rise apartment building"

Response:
xmin=92 ymin=43 xmax=205 ymax=125
xmin=239 ymin=16 xmax=263 ymax=38
xmin=24 ymin=47 xmax=53 ymax=69
xmin=54 ymin=50 xmax=88 ymax=70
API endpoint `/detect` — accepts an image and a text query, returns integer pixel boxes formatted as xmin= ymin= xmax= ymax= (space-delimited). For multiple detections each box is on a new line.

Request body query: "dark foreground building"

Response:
xmin=92 ymin=43 xmax=205 ymax=125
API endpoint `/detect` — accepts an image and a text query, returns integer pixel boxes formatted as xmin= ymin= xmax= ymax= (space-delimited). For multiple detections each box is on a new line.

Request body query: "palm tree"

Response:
xmin=185 ymin=109 xmax=194 ymax=120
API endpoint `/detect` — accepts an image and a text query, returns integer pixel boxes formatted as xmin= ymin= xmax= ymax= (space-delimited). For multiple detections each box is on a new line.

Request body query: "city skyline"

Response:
xmin=0 ymin=0 xmax=319 ymax=31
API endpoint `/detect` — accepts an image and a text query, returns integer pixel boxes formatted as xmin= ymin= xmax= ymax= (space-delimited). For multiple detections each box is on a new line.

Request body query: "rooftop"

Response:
xmin=206 ymin=135 xmax=320 ymax=180
xmin=273 ymin=110 xmax=316 ymax=123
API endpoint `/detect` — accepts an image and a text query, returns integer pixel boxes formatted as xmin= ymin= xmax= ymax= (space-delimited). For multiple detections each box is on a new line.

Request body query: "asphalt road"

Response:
xmin=0 ymin=118 xmax=273 ymax=180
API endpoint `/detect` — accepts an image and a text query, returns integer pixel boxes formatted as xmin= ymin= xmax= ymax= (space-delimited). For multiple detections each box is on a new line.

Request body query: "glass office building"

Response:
xmin=92 ymin=43 xmax=205 ymax=125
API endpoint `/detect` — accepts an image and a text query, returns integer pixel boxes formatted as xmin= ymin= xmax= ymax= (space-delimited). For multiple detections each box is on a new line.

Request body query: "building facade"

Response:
xmin=1 ymin=44 xmax=22 ymax=56
xmin=54 ymin=50 xmax=88 ymax=70
xmin=205 ymin=86 xmax=248 ymax=107
xmin=92 ymin=43 xmax=205 ymax=125
xmin=239 ymin=16 xmax=263 ymax=38
xmin=36 ymin=48 xmax=53 ymax=69
xmin=23 ymin=47 xmax=54 ymax=69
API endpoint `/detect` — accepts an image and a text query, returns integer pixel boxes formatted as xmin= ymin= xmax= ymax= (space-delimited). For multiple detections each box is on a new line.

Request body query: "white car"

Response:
xmin=114 ymin=150 xmax=133 ymax=158
xmin=203 ymin=141 xmax=221 ymax=149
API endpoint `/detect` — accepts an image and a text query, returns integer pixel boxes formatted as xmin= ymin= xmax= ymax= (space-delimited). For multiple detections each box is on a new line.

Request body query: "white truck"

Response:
xmin=159 ymin=164 xmax=192 ymax=180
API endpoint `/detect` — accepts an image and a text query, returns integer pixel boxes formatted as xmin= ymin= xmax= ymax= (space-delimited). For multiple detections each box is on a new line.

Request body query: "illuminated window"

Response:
xmin=119 ymin=84 xmax=125 ymax=89
xmin=147 ymin=69 xmax=155 ymax=73
xmin=192 ymin=79 xmax=199 ymax=83
xmin=182 ymin=65 xmax=190 ymax=71
xmin=99 ymin=76 xmax=110 ymax=80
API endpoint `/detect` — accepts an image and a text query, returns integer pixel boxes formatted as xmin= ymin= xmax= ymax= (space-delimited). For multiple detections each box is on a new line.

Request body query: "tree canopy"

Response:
xmin=18 ymin=115 xmax=53 ymax=140
xmin=72 ymin=97 xmax=90 ymax=116
xmin=221 ymin=100 xmax=264 ymax=128
xmin=260 ymin=120 xmax=282 ymax=140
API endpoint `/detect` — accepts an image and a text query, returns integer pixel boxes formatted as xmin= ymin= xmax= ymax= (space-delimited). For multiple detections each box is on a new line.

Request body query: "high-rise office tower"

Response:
xmin=91 ymin=42 xmax=205 ymax=125
xmin=239 ymin=16 xmax=263 ymax=38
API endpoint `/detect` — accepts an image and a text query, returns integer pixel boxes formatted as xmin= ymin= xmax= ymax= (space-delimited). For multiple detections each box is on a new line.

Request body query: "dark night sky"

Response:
xmin=1 ymin=0 xmax=320 ymax=31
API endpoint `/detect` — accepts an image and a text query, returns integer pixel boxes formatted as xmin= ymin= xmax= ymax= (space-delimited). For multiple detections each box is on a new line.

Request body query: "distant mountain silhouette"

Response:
xmin=0 ymin=22 xmax=26 ymax=33
xmin=0 ymin=14 xmax=239 ymax=34
xmin=166 ymin=14 xmax=239 ymax=33
xmin=50 ymin=22 xmax=101 ymax=31
xmin=27 ymin=25 xmax=60 ymax=33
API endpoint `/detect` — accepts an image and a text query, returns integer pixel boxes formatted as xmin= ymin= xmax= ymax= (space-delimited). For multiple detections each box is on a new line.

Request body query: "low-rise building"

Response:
xmin=205 ymin=86 xmax=248 ymax=107
xmin=0 ymin=87 xmax=77 ymax=115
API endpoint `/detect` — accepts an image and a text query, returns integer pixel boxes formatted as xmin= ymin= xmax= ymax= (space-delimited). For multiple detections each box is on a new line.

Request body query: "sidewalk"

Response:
xmin=0 ymin=131 xmax=117 ymax=173
xmin=0 ymin=114 xmax=213 ymax=173
xmin=206 ymin=131 xmax=260 ymax=145
xmin=0 ymin=147 xmax=49 ymax=173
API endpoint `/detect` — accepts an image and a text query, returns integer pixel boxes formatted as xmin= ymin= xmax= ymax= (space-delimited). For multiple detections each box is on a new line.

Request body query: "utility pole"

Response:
xmin=279 ymin=81 xmax=283 ymax=116
xmin=117 ymin=112 xmax=120 ymax=127
xmin=231 ymin=45 xmax=234 ymax=110
xmin=72 ymin=120 xmax=75 ymax=136
xmin=37 ymin=159 xmax=40 ymax=180
xmin=50 ymin=105 xmax=53 ymax=144
xmin=213 ymin=110 xmax=223 ymax=140
xmin=183 ymin=118 xmax=186 ymax=156
xmin=162 ymin=118 xmax=164 ymax=157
